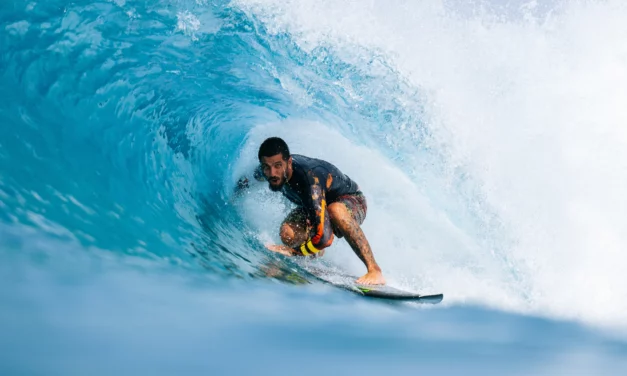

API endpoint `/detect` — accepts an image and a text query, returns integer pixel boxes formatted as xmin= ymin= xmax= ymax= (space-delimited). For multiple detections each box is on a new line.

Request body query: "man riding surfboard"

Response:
xmin=237 ymin=137 xmax=385 ymax=286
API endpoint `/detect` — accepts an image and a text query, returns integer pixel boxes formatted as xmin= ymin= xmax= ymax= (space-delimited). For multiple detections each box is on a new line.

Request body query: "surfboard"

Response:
xmin=341 ymin=284 xmax=443 ymax=303
xmin=307 ymin=268 xmax=444 ymax=304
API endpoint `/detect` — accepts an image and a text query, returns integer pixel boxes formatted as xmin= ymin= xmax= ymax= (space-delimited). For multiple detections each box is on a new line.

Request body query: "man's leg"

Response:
xmin=266 ymin=207 xmax=324 ymax=257
xmin=270 ymin=208 xmax=327 ymax=257
xmin=328 ymin=198 xmax=385 ymax=285
xmin=265 ymin=208 xmax=310 ymax=257
xmin=280 ymin=221 xmax=308 ymax=248
xmin=280 ymin=208 xmax=308 ymax=247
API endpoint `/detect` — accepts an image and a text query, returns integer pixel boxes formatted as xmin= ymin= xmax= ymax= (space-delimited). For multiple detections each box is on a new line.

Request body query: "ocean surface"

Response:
xmin=2 ymin=0 xmax=627 ymax=374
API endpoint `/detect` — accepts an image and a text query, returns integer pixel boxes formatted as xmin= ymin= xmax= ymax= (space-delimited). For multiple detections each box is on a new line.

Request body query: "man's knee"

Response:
xmin=328 ymin=202 xmax=349 ymax=225
xmin=280 ymin=222 xmax=306 ymax=247
xmin=280 ymin=223 xmax=294 ymax=244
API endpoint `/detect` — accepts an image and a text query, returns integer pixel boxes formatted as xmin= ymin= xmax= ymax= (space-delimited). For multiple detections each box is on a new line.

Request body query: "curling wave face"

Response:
xmin=2 ymin=0 xmax=627 ymax=374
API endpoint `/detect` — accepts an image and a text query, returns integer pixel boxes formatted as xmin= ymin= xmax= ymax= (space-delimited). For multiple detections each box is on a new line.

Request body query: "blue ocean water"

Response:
xmin=2 ymin=0 xmax=627 ymax=374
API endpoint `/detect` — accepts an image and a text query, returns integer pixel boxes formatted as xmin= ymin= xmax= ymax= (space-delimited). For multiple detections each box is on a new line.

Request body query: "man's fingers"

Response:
xmin=266 ymin=244 xmax=294 ymax=256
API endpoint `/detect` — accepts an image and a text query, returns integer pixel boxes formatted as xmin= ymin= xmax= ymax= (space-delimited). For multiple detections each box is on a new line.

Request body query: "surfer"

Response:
xmin=236 ymin=137 xmax=386 ymax=285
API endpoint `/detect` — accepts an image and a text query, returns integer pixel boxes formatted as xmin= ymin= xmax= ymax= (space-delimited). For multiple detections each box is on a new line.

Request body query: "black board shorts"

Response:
xmin=283 ymin=191 xmax=367 ymax=239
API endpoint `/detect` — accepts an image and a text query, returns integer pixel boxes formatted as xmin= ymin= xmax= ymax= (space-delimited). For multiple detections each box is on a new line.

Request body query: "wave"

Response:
xmin=2 ymin=0 xmax=627 ymax=341
xmin=234 ymin=0 xmax=627 ymax=327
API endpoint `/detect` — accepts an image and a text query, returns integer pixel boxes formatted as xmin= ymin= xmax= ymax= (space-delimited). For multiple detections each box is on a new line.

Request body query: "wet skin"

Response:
xmin=260 ymin=154 xmax=385 ymax=285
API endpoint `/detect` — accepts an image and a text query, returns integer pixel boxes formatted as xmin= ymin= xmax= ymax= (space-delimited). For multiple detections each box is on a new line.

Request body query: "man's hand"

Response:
xmin=265 ymin=243 xmax=296 ymax=257
xmin=356 ymin=268 xmax=386 ymax=285
xmin=265 ymin=243 xmax=326 ymax=258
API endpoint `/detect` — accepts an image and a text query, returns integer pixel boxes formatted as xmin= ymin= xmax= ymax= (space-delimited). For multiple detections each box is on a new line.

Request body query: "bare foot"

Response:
xmin=356 ymin=269 xmax=386 ymax=285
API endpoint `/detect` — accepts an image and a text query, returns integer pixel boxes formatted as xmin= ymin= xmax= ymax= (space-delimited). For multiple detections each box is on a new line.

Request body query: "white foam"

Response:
xmin=234 ymin=121 xmax=521 ymax=313
xmin=234 ymin=0 xmax=627 ymax=328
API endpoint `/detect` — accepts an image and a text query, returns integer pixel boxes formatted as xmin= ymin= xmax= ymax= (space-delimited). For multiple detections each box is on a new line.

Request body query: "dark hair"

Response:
xmin=258 ymin=137 xmax=290 ymax=161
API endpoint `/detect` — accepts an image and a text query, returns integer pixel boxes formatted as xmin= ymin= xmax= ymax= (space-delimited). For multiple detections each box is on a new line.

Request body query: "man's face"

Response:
xmin=260 ymin=154 xmax=291 ymax=192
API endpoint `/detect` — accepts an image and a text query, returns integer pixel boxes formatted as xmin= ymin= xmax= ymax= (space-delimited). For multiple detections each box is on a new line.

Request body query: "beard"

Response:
xmin=268 ymin=176 xmax=285 ymax=192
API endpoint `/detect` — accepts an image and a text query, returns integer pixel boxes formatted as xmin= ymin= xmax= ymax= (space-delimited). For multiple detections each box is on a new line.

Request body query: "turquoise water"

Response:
xmin=2 ymin=0 xmax=627 ymax=374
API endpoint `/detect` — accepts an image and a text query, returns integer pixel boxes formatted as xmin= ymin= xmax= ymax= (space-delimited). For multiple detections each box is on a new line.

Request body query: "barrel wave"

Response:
xmin=2 ymin=1 xmax=627 ymax=375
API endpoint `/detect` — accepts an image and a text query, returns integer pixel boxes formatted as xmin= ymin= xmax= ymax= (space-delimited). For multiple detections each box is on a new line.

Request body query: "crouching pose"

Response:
xmin=238 ymin=137 xmax=385 ymax=285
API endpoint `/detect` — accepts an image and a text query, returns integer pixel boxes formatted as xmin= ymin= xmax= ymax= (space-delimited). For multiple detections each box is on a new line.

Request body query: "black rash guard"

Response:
xmin=255 ymin=154 xmax=360 ymax=254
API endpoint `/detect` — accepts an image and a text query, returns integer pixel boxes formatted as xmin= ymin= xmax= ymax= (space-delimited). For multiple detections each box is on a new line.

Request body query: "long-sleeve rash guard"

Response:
xmin=255 ymin=154 xmax=360 ymax=254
